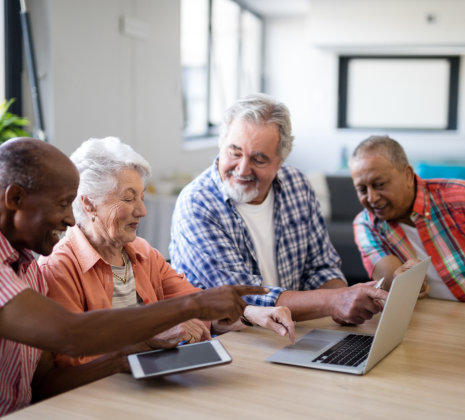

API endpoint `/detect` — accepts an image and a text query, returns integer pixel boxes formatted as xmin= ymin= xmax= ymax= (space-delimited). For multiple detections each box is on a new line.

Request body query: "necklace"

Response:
xmin=112 ymin=251 xmax=129 ymax=284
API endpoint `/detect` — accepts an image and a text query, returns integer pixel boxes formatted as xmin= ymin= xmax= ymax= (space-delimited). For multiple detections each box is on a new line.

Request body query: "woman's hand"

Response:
xmin=154 ymin=319 xmax=212 ymax=344
xmin=243 ymin=305 xmax=295 ymax=344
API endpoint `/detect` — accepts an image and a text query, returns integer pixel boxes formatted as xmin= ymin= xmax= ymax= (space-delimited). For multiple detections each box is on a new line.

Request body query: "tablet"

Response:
xmin=128 ymin=340 xmax=232 ymax=379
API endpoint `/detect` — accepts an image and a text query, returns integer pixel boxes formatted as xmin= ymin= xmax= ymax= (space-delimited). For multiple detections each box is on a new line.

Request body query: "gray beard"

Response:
xmin=222 ymin=179 xmax=259 ymax=204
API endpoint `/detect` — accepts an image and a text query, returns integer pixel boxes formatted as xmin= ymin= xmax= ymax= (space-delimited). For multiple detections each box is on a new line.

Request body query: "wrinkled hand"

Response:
xmin=330 ymin=282 xmax=388 ymax=326
xmin=194 ymin=285 xmax=268 ymax=325
xmin=243 ymin=305 xmax=295 ymax=344
xmin=394 ymin=258 xmax=429 ymax=299
xmin=119 ymin=337 xmax=177 ymax=372
xmin=155 ymin=319 xmax=211 ymax=344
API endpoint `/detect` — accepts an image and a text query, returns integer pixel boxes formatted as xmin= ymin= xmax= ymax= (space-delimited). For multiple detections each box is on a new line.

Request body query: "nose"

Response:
xmin=235 ymin=157 xmax=252 ymax=176
xmin=367 ymin=188 xmax=380 ymax=205
xmin=135 ymin=198 xmax=147 ymax=218
xmin=64 ymin=205 xmax=76 ymax=227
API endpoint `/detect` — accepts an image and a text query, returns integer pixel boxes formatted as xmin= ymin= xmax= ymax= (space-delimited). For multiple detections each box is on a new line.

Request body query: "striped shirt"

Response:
xmin=353 ymin=175 xmax=465 ymax=301
xmin=0 ymin=231 xmax=47 ymax=416
xmin=169 ymin=158 xmax=345 ymax=306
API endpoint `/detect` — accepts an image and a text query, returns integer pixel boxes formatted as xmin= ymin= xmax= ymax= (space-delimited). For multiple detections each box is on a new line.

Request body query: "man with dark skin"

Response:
xmin=0 ymin=138 xmax=265 ymax=416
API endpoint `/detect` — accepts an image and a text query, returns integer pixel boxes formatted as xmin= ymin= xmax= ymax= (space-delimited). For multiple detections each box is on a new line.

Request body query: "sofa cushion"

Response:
xmin=326 ymin=175 xmax=363 ymax=222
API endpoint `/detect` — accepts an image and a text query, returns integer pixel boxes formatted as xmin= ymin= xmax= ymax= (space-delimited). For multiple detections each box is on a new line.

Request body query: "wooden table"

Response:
xmin=8 ymin=299 xmax=465 ymax=419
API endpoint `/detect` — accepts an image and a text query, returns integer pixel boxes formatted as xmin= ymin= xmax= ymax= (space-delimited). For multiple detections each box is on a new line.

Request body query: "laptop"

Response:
xmin=267 ymin=257 xmax=430 ymax=375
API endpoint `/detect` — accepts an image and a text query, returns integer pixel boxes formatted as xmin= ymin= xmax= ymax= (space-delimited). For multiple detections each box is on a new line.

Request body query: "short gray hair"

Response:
xmin=0 ymin=138 xmax=43 ymax=191
xmin=70 ymin=137 xmax=151 ymax=226
xmin=351 ymin=135 xmax=409 ymax=169
xmin=218 ymin=93 xmax=294 ymax=161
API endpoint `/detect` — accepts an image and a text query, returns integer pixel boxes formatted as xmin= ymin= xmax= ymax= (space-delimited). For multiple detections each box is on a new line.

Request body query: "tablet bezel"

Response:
xmin=128 ymin=339 xmax=232 ymax=379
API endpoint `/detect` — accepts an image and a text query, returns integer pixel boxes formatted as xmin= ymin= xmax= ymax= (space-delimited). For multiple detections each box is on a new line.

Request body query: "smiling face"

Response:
xmin=91 ymin=168 xmax=146 ymax=248
xmin=350 ymin=153 xmax=416 ymax=222
xmin=218 ymin=119 xmax=282 ymax=205
xmin=10 ymin=158 xmax=79 ymax=256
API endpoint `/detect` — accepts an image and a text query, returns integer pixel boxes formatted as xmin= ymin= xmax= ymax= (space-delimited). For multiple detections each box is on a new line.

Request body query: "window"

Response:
xmin=181 ymin=0 xmax=263 ymax=139
xmin=338 ymin=56 xmax=459 ymax=131
xmin=4 ymin=0 xmax=23 ymax=115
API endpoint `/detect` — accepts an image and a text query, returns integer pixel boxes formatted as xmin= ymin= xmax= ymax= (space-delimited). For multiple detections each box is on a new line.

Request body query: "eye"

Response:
xmin=253 ymin=158 xmax=267 ymax=167
xmin=228 ymin=149 xmax=242 ymax=159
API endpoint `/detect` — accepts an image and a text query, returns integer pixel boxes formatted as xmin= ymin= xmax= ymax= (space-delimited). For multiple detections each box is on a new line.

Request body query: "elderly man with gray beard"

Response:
xmin=170 ymin=94 xmax=387 ymax=326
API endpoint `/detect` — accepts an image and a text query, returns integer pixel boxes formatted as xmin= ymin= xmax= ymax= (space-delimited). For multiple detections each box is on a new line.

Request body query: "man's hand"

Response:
xmin=243 ymin=305 xmax=295 ymax=343
xmin=393 ymin=258 xmax=429 ymax=299
xmin=155 ymin=319 xmax=211 ymax=344
xmin=329 ymin=282 xmax=388 ymax=325
xmin=193 ymin=285 xmax=269 ymax=324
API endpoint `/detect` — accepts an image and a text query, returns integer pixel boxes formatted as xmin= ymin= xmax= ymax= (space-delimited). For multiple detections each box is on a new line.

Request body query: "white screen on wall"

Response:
xmin=347 ymin=58 xmax=450 ymax=129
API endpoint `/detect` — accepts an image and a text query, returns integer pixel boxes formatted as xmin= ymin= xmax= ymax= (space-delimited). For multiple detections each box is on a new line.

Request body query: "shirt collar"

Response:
xmin=0 ymin=230 xmax=35 ymax=268
xmin=411 ymin=175 xmax=431 ymax=219
xmin=68 ymin=225 xmax=146 ymax=273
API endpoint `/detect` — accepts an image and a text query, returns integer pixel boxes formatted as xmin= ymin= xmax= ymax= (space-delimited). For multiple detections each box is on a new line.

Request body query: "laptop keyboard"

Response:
xmin=312 ymin=334 xmax=374 ymax=367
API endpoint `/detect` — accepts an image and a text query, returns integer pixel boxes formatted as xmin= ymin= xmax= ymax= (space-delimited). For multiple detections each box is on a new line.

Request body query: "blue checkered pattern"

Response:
xmin=169 ymin=158 xmax=345 ymax=306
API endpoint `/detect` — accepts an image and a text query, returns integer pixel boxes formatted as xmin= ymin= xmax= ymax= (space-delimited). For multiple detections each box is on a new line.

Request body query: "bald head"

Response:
xmin=0 ymin=138 xmax=79 ymax=255
xmin=350 ymin=135 xmax=409 ymax=171
xmin=0 ymin=138 xmax=78 ymax=192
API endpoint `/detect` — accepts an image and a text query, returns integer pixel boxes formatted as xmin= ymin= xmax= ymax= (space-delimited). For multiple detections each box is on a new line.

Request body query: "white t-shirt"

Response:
xmin=236 ymin=189 xmax=279 ymax=287
xmin=400 ymin=223 xmax=458 ymax=301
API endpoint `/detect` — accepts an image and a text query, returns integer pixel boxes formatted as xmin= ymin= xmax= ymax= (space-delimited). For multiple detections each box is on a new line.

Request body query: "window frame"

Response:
xmin=181 ymin=0 xmax=264 ymax=142
xmin=4 ymin=0 xmax=23 ymax=115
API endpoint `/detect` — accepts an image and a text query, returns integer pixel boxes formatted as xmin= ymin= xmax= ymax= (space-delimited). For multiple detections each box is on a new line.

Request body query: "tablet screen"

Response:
xmin=128 ymin=340 xmax=232 ymax=379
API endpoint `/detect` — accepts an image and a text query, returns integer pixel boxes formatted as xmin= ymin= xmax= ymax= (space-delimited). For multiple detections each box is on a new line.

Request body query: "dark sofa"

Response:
xmin=324 ymin=175 xmax=369 ymax=286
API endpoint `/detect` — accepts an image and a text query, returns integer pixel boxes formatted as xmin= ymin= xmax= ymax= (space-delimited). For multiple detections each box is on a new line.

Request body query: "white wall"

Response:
xmin=24 ymin=0 xmax=217 ymax=187
xmin=22 ymin=0 xmax=465 ymax=183
xmin=266 ymin=0 xmax=465 ymax=174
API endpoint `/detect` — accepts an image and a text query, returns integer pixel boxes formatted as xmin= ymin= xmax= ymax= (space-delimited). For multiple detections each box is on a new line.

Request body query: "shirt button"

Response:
xmin=425 ymin=212 xmax=429 ymax=216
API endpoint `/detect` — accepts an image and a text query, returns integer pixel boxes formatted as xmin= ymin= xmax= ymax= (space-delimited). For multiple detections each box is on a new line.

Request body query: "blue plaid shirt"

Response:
xmin=169 ymin=158 xmax=345 ymax=306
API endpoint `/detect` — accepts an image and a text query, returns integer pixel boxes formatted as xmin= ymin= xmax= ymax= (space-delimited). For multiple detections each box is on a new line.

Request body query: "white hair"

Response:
xmin=218 ymin=93 xmax=294 ymax=161
xmin=70 ymin=136 xmax=151 ymax=226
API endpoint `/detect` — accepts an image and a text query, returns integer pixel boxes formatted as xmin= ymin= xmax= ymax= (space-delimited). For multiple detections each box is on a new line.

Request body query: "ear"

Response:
xmin=405 ymin=165 xmax=415 ymax=187
xmin=4 ymin=184 xmax=26 ymax=210
xmin=80 ymin=195 xmax=96 ymax=214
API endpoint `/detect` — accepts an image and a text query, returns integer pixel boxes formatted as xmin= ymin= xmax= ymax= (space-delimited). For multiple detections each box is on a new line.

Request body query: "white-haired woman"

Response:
xmin=39 ymin=137 xmax=294 ymax=368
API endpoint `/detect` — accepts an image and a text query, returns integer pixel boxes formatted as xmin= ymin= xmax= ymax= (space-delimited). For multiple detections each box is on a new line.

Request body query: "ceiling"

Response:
xmin=239 ymin=0 xmax=310 ymax=17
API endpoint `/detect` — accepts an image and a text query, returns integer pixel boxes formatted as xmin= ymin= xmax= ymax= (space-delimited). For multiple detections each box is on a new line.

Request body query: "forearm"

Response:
xmin=372 ymin=255 xmax=403 ymax=290
xmin=319 ymin=278 xmax=346 ymax=289
xmin=1 ymin=289 xmax=200 ymax=357
xmin=276 ymin=289 xmax=337 ymax=322
xmin=32 ymin=351 xmax=125 ymax=402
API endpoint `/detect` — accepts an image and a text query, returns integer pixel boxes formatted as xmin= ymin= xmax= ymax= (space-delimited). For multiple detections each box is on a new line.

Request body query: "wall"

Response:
xmin=24 ymin=0 xmax=217 ymax=188
xmin=22 ymin=0 xmax=465 ymax=182
xmin=265 ymin=0 xmax=465 ymax=174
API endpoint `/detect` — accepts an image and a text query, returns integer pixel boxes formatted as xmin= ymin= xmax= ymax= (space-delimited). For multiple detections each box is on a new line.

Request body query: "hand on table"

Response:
xmin=243 ymin=305 xmax=296 ymax=344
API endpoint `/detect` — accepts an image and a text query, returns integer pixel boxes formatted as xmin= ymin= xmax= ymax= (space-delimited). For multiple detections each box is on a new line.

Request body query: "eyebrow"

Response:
xmin=228 ymin=144 xmax=270 ymax=161
xmin=122 ymin=187 xmax=137 ymax=195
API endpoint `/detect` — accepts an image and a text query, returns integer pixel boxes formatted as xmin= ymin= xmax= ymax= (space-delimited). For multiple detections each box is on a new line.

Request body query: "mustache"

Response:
xmin=226 ymin=170 xmax=258 ymax=183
